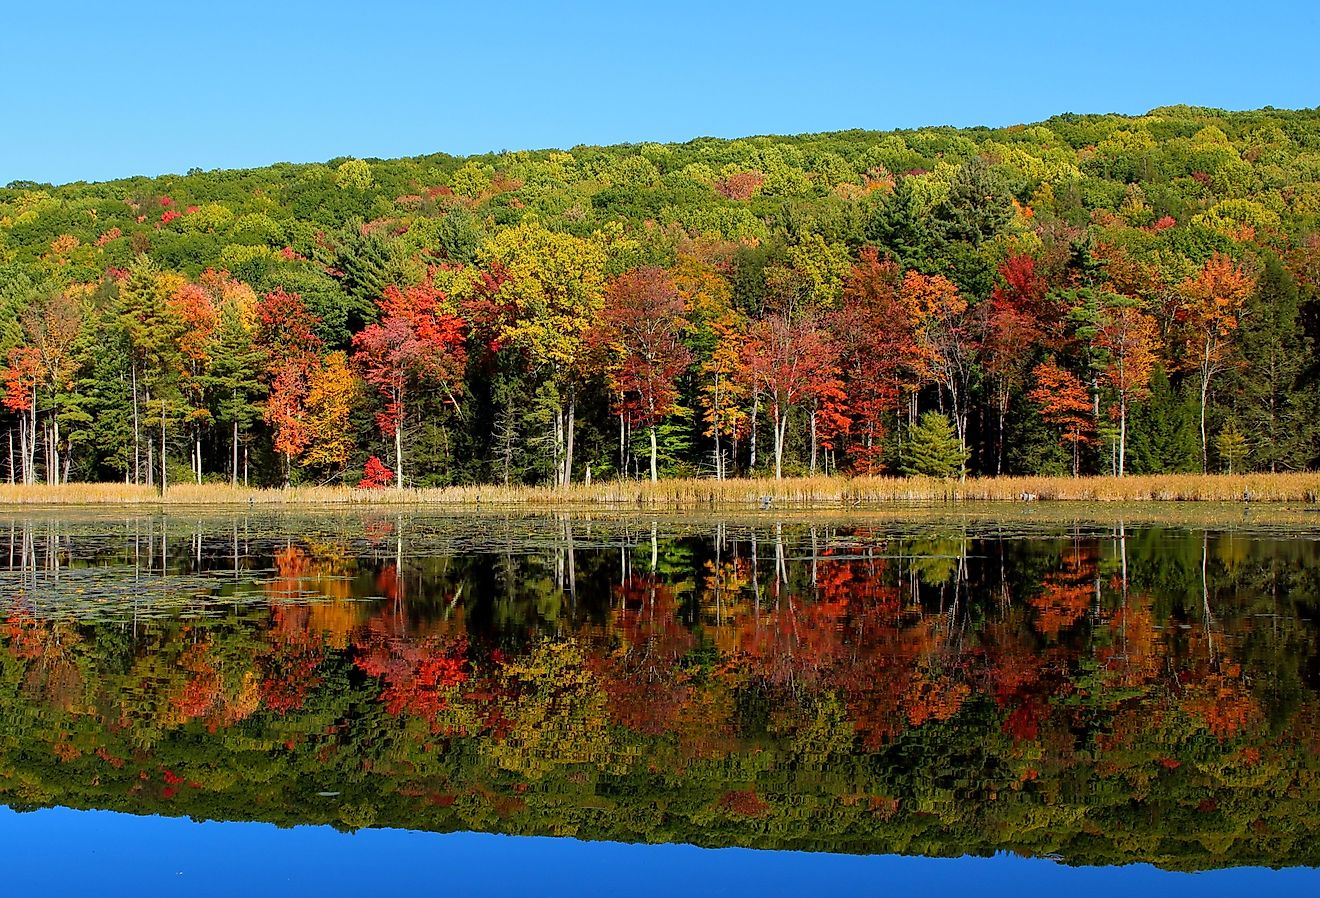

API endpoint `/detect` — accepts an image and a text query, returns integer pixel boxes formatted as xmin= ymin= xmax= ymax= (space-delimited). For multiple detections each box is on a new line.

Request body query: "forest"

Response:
xmin=2 ymin=104 xmax=1320 ymax=487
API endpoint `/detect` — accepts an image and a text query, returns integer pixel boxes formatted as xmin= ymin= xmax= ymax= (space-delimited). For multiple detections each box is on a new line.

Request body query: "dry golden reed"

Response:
xmin=0 ymin=473 xmax=1315 ymax=508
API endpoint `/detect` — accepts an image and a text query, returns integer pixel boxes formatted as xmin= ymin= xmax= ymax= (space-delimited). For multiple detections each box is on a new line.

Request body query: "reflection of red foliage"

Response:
xmin=353 ymin=622 xmax=469 ymax=718
xmin=1029 ymin=581 xmax=1090 ymax=638
xmin=375 ymin=564 xmax=400 ymax=602
xmin=599 ymin=575 xmax=694 ymax=734
xmin=1002 ymin=701 xmax=1042 ymax=742
xmin=172 ymin=642 xmax=221 ymax=720
xmin=614 ymin=576 xmax=695 ymax=670
xmin=267 ymin=546 xmax=312 ymax=601
xmin=904 ymin=671 xmax=970 ymax=726
xmin=735 ymin=594 xmax=846 ymax=689
xmin=1029 ymin=544 xmax=1096 ymax=639
xmin=5 ymin=612 xmax=45 ymax=660
xmin=718 ymin=788 xmax=769 ymax=816
xmin=362 ymin=516 xmax=396 ymax=545
xmin=1183 ymin=666 xmax=1261 ymax=739
xmin=259 ymin=605 xmax=327 ymax=713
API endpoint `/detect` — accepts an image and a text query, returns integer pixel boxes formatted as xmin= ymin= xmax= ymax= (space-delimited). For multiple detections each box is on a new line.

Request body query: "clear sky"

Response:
xmin=3 ymin=1 xmax=1318 ymax=186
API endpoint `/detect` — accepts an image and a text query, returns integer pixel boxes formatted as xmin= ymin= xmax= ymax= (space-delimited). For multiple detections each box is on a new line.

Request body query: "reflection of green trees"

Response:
xmin=0 ymin=521 xmax=1319 ymax=869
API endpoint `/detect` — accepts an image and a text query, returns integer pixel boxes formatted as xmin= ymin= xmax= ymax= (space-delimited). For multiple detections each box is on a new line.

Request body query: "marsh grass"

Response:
xmin=0 ymin=472 xmax=1316 ymax=508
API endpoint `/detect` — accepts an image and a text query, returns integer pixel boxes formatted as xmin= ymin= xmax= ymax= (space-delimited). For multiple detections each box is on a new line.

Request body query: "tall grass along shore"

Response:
xmin=0 ymin=473 xmax=1316 ymax=508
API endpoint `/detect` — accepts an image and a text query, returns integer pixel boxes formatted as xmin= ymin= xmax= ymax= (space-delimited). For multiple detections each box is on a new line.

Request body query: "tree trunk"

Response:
xmin=1199 ymin=370 xmax=1210 ymax=474
xmin=552 ymin=401 xmax=564 ymax=487
xmin=713 ymin=424 xmax=723 ymax=481
xmin=773 ymin=408 xmax=786 ymax=480
xmin=618 ymin=412 xmax=626 ymax=479
xmin=949 ymin=385 xmax=966 ymax=455
xmin=649 ymin=424 xmax=658 ymax=482
xmin=144 ymin=386 xmax=154 ymax=488
xmin=231 ymin=419 xmax=239 ymax=487
xmin=160 ymin=401 xmax=167 ymax=494
xmin=563 ymin=394 xmax=576 ymax=488
xmin=749 ymin=389 xmax=759 ymax=471
xmin=27 ymin=383 xmax=37 ymax=484
xmin=809 ymin=408 xmax=818 ymax=475
xmin=131 ymin=362 xmax=141 ymax=486
xmin=1118 ymin=396 xmax=1127 ymax=477
xmin=17 ymin=419 xmax=26 ymax=485
xmin=996 ymin=388 xmax=1007 ymax=476
xmin=395 ymin=421 xmax=404 ymax=489
xmin=51 ymin=412 xmax=61 ymax=486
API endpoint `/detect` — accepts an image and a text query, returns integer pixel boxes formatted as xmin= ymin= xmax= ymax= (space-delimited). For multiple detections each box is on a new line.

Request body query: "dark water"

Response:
xmin=2 ymin=510 xmax=1319 ymax=894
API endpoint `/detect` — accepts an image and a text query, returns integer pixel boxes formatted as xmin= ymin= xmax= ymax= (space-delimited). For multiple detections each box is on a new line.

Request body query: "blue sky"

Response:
xmin=3 ymin=1 xmax=1318 ymax=185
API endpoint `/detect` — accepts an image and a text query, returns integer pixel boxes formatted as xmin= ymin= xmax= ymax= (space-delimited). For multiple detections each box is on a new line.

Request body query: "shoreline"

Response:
xmin=0 ymin=472 xmax=1315 ymax=508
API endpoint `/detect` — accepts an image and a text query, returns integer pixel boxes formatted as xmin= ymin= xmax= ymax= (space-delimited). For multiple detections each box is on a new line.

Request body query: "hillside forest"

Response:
xmin=3 ymin=105 xmax=1320 ymax=487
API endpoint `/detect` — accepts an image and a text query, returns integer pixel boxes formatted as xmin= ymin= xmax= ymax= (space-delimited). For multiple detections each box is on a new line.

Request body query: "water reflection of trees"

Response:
xmin=1 ymin=514 xmax=1319 ymax=867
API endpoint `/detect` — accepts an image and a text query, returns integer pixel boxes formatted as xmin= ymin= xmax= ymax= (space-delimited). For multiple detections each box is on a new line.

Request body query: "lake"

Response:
xmin=1 ymin=508 xmax=1318 ymax=895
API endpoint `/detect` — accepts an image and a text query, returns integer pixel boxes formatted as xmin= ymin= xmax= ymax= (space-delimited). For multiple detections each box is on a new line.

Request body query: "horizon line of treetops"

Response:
xmin=2 ymin=105 xmax=1319 ymax=488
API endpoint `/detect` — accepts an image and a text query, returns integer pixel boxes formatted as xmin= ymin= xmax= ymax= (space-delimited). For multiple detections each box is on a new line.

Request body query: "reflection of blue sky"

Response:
xmin=4 ymin=806 xmax=1315 ymax=897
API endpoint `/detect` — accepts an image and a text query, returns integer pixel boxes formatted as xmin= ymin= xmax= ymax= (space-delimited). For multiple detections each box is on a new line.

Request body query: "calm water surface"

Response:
xmin=1 ymin=509 xmax=1318 ymax=894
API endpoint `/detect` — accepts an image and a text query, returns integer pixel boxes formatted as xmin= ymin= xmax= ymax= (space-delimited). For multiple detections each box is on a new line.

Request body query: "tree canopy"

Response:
xmin=3 ymin=105 xmax=1320 ymax=485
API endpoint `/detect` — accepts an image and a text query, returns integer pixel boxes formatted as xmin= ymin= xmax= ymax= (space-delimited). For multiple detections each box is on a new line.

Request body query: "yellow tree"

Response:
xmin=479 ymin=222 xmax=606 ymax=487
xmin=673 ymin=251 xmax=746 ymax=478
xmin=168 ymin=277 xmax=220 ymax=483
xmin=700 ymin=311 xmax=749 ymax=480
xmin=301 ymin=351 xmax=359 ymax=477
xmin=1178 ymin=253 xmax=1254 ymax=471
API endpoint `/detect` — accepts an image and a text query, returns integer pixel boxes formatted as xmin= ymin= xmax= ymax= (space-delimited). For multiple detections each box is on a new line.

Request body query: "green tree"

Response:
xmin=1127 ymin=367 xmax=1200 ymax=474
xmin=204 ymin=301 xmax=266 ymax=485
xmin=899 ymin=412 xmax=969 ymax=479
xmin=1227 ymin=255 xmax=1319 ymax=471
xmin=334 ymin=159 xmax=374 ymax=190
xmin=115 ymin=257 xmax=186 ymax=487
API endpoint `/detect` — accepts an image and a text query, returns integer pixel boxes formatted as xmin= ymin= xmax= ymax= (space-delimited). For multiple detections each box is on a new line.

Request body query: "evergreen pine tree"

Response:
xmin=1127 ymin=367 xmax=1200 ymax=474
xmin=899 ymin=412 xmax=969 ymax=479
xmin=1226 ymin=255 xmax=1319 ymax=471
xmin=205 ymin=302 xmax=266 ymax=485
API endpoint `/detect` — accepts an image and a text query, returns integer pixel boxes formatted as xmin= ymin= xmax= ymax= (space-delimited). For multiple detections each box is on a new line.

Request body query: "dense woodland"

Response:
xmin=3 ymin=105 xmax=1320 ymax=487
xmin=3 ymin=519 xmax=1319 ymax=867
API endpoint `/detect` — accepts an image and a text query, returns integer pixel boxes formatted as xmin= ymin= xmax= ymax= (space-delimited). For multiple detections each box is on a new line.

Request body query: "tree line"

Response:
xmin=2 ymin=105 xmax=1319 ymax=486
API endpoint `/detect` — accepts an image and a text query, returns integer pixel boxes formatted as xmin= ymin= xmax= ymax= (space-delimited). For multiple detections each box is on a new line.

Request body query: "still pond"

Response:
xmin=1 ymin=508 xmax=1318 ymax=895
